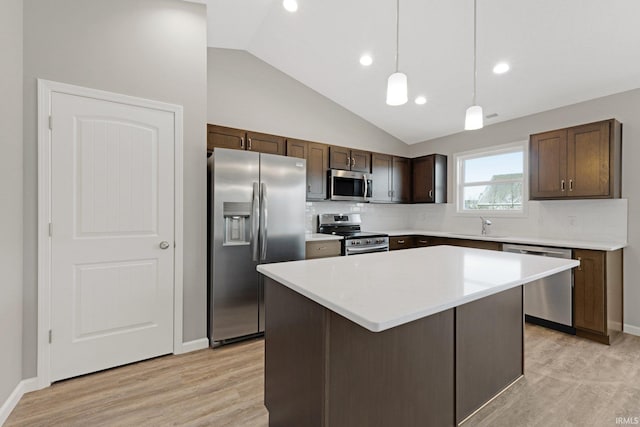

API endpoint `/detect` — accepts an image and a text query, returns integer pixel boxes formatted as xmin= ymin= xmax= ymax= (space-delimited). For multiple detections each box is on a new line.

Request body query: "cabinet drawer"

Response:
xmin=414 ymin=237 xmax=431 ymax=247
xmin=306 ymin=240 xmax=341 ymax=259
xmin=390 ymin=236 xmax=415 ymax=250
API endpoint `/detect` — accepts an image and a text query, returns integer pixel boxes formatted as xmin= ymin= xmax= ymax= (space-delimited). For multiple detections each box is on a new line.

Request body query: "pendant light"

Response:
xmin=464 ymin=0 xmax=483 ymax=130
xmin=386 ymin=0 xmax=407 ymax=106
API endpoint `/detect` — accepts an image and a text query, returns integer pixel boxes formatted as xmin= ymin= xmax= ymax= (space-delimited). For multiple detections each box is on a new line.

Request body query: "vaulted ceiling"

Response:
xmin=205 ymin=0 xmax=640 ymax=144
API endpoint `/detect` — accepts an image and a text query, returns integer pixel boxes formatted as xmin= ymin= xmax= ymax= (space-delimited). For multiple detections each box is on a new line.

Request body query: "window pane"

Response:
xmin=462 ymin=182 xmax=523 ymax=210
xmin=464 ymin=151 xmax=523 ymax=183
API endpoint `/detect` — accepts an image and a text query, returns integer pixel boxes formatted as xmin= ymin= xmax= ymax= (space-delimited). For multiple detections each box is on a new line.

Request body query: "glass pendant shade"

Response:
xmin=464 ymin=105 xmax=484 ymax=130
xmin=386 ymin=72 xmax=408 ymax=106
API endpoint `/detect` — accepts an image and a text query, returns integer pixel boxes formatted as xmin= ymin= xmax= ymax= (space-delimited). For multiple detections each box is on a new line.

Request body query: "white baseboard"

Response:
xmin=176 ymin=337 xmax=209 ymax=354
xmin=624 ymin=324 xmax=640 ymax=337
xmin=0 ymin=377 xmax=38 ymax=426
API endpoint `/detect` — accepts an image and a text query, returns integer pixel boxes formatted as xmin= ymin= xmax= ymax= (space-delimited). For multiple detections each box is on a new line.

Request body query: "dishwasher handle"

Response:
xmin=503 ymin=244 xmax=572 ymax=259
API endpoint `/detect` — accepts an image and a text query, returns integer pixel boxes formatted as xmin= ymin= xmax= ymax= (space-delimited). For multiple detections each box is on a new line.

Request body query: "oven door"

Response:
xmin=344 ymin=244 xmax=389 ymax=256
xmin=329 ymin=169 xmax=372 ymax=202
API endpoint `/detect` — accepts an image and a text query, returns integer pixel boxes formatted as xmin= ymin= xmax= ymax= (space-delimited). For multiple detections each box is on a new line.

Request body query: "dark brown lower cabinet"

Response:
xmin=573 ymin=249 xmax=623 ymax=344
xmin=389 ymin=235 xmax=415 ymax=250
xmin=429 ymin=237 xmax=502 ymax=251
xmin=264 ymin=277 xmax=524 ymax=427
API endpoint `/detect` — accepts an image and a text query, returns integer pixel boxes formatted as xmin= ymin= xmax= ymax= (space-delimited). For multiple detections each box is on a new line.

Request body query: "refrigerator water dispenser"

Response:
xmin=223 ymin=202 xmax=251 ymax=246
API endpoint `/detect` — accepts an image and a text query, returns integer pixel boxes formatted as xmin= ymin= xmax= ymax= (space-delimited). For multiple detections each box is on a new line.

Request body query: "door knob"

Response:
xmin=159 ymin=241 xmax=170 ymax=250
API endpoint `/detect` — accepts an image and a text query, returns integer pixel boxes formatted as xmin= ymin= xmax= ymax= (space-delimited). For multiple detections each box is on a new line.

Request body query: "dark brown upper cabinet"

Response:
xmin=371 ymin=153 xmax=411 ymax=203
xmin=529 ymin=119 xmax=621 ymax=200
xmin=329 ymin=146 xmax=371 ymax=173
xmin=207 ymin=124 xmax=285 ymax=156
xmin=412 ymin=154 xmax=447 ymax=203
xmin=287 ymin=138 xmax=329 ymax=201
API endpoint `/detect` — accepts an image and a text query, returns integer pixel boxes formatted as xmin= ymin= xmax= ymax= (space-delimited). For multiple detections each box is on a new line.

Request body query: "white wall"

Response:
xmin=208 ymin=48 xmax=409 ymax=157
xmin=410 ymin=89 xmax=640 ymax=333
xmin=22 ymin=0 xmax=208 ymax=378
xmin=0 ymin=0 xmax=24 ymax=407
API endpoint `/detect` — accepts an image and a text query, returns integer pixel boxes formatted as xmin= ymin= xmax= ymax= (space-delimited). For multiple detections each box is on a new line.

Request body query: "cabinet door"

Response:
xmin=392 ymin=157 xmax=412 ymax=203
xmin=305 ymin=240 xmax=341 ymax=259
xmin=414 ymin=237 xmax=431 ymax=247
xmin=574 ymin=249 xmax=606 ymax=334
xmin=286 ymin=138 xmax=307 ymax=159
xmin=567 ymin=121 xmax=611 ymax=198
xmin=247 ymin=131 xmax=286 ymax=155
xmin=529 ymin=130 xmax=567 ymax=199
xmin=207 ymin=124 xmax=246 ymax=152
xmin=412 ymin=155 xmax=434 ymax=203
xmin=371 ymin=153 xmax=392 ymax=202
xmin=351 ymin=150 xmax=371 ymax=173
xmin=307 ymin=142 xmax=329 ymax=200
xmin=329 ymin=146 xmax=352 ymax=170
xmin=389 ymin=236 xmax=415 ymax=250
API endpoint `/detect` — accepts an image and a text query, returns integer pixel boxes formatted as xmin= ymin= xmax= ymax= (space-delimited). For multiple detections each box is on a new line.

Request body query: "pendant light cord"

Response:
xmin=395 ymin=0 xmax=400 ymax=72
xmin=473 ymin=0 xmax=477 ymax=105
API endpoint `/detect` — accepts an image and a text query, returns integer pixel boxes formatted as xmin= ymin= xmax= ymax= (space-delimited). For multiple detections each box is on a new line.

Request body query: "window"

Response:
xmin=455 ymin=142 xmax=527 ymax=215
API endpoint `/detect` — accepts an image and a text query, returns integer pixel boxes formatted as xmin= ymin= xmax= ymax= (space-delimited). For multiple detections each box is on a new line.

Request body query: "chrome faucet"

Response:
xmin=480 ymin=217 xmax=492 ymax=235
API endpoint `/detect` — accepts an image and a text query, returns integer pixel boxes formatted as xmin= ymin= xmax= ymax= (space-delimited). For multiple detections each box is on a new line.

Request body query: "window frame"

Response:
xmin=454 ymin=140 xmax=529 ymax=217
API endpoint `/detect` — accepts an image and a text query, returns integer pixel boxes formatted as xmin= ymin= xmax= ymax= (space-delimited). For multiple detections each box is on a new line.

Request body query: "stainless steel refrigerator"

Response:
xmin=208 ymin=148 xmax=306 ymax=345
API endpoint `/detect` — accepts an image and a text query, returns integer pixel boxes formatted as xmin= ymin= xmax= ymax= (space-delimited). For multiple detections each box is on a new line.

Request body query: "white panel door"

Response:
xmin=50 ymin=92 xmax=175 ymax=382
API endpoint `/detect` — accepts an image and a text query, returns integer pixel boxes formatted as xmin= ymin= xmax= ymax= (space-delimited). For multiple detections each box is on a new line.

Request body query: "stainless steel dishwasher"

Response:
xmin=503 ymin=244 xmax=574 ymax=333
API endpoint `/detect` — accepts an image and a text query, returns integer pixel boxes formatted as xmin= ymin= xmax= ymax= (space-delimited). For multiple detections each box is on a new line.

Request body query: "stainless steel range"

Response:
xmin=318 ymin=213 xmax=389 ymax=256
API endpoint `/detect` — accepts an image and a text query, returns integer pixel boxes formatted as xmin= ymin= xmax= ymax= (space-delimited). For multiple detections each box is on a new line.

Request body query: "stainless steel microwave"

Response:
xmin=328 ymin=169 xmax=372 ymax=202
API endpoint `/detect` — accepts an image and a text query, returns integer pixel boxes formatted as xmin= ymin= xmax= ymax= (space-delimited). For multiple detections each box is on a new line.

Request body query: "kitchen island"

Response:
xmin=257 ymin=246 xmax=579 ymax=426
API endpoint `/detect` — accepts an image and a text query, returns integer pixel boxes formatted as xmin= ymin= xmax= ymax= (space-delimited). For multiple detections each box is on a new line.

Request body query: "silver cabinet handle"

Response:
xmin=569 ymin=179 xmax=573 ymax=191
xmin=251 ymin=182 xmax=259 ymax=261
xmin=260 ymin=183 xmax=268 ymax=261
xmin=240 ymin=137 xmax=245 ymax=149
xmin=429 ymin=189 xmax=434 ymax=199
xmin=346 ymin=157 xmax=350 ymax=167
xmin=248 ymin=137 xmax=252 ymax=150
xmin=159 ymin=241 xmax=170 ymax=250
xmin=397 ymin=240 xmax=405 ymax=244
xmin=577 ymin=256 xmax=582 ymax=271
xmin=351 ymin=157 xmax=356 ymax=167
xmin=561 ymin=179 xmax=566 ymax=191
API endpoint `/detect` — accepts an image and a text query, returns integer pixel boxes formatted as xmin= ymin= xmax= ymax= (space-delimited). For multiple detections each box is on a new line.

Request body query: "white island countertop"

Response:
xmin=258 ymin=246 xmax=579 ymax=333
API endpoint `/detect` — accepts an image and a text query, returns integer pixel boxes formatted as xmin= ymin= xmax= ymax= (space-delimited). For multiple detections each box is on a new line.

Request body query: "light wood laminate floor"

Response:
xmin=7 ymin=325 xmax=640 ymax=426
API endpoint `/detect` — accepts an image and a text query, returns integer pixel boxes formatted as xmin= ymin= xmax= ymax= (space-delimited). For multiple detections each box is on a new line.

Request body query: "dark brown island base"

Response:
xmin=258 ymin=246 xmax=578 ymax=426
xmin=264 ymin=278 xmax=522 ymax=426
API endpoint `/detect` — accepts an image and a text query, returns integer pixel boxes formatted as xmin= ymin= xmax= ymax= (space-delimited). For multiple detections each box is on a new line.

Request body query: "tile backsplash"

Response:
xmin=408 ymin=198 xmax=628 ymax=243
xmin=306 ymin=198 xmax=628 ymax=243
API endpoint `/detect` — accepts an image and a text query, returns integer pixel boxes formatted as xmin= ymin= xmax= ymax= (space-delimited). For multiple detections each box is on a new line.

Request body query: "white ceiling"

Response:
xmin=206 ymin=0 xmax=640 ymax=144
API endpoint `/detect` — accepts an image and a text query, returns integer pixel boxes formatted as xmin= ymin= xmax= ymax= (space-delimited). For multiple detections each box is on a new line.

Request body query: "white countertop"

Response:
xmin=257 ymin=246 xmax=579 ymax=333
xmin=305 ymin=233 xmax=343 ymax=242
xmin=377 ymin=229 xmax=626 ymax=251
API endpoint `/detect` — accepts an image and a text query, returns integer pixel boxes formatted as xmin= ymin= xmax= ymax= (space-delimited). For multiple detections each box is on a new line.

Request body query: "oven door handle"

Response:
xmin=345 ymin=244 xmax=389 ymax=255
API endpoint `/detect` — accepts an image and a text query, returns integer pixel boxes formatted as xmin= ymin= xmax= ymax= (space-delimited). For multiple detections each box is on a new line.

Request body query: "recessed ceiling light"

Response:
xmin=282 ymin=0 xmax=298 ymax=12
xmin=493 ymin=62 xmax=510 ymax=74
xmin=359 ymin=54 xmax=373 ymax=66
xmin=414 ymin=96 xmax=427 ymax=105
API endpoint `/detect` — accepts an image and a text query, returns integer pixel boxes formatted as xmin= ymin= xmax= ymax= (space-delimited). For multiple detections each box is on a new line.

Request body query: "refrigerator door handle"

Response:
xmin=251 ymin=182 xmax=260 ymax=262
xmin=260 ymin=183 xmax=268 ymax=261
